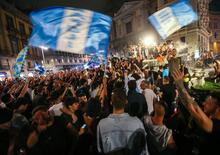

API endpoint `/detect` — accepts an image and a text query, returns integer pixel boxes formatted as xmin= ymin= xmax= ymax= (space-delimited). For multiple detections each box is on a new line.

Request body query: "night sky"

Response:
xmin=3 ymin=0 xmax=220 ymax=15
xmin=3 ymin=0 xmax=134 ymax=16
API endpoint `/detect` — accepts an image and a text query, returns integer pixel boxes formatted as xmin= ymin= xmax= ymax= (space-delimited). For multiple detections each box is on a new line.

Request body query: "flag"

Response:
xmin=28 ymin=7 xmax=112 ymax=57
xmin=148 ymin=0 xmax=198 ymax=39
xmin=13 ymin=47 xmax=28 ymax=78
xmin=84 ymin=55 xmax=102 ymax=69
xmin=34 ymin=62 xmax=45 ymax=75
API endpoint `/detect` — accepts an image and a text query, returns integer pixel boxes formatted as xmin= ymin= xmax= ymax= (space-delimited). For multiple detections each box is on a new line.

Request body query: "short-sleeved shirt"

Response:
xmin=61 ymin=110 xmax=85 ymax=131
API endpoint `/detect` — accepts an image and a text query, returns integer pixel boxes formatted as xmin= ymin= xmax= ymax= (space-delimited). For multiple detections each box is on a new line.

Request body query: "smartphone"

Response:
xmin=169 ymin=58 xmax=180 ymax=74
xmin=81 ymin=124 xmax=87 ymax=129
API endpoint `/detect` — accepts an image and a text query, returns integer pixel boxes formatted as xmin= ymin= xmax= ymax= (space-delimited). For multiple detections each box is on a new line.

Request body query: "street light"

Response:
xmin=40 ymin=46 xmax=48 ymax=64
xmin=143 ymin=36 xmax=156 ymax=47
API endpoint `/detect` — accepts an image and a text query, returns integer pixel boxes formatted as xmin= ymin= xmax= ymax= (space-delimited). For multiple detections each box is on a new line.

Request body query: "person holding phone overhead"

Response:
xmin=171 ymin=67 xmax=220 ymax=155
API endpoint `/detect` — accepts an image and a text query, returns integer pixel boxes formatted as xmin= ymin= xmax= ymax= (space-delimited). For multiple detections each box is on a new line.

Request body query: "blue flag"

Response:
xmin=148 ymin=0 xmax=198 ymax=39
xmin=28 ymin=7 xmax=112 ymax=58
xmin=84 ymin=55 xmax=102 ymax=69
xmin=34 ymin=62 xmax=45 ymax=75
xmin=13 ymin=47 xmax=28 ymax=78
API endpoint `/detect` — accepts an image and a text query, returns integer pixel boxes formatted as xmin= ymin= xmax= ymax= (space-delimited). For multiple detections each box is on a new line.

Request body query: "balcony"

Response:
xmin=7 ymin=26 xmax=19 ymax=35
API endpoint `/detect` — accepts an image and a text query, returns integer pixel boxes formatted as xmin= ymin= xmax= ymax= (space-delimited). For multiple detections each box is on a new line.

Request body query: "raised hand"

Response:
xmin=172 ymin=69 xmax=184 ymax=82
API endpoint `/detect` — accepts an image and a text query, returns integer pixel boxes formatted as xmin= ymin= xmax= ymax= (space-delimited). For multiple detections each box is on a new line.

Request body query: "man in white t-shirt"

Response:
xmin=141 ymin=80 xmax=157 ymax=115
xmin=48 ymin=102 xmax=63 ymax=116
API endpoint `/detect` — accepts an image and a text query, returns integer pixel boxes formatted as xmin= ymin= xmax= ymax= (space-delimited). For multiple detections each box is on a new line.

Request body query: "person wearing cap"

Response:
xmin=172 ymin=69 xmax=220 ymax=155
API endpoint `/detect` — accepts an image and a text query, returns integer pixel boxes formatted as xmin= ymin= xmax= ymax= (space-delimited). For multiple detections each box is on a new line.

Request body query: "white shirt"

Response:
xmin=0 ymin=102 xmax=6 ymax=108
xmin=49 ymin=102 xmax=63 ymax=116
xmin=142 ymin=88 xmax=157 ymax=114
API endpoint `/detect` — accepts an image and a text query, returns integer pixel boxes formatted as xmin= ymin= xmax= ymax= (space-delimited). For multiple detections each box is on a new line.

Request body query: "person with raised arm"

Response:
xmin=172 ymin=68 xmax=220 ymax=155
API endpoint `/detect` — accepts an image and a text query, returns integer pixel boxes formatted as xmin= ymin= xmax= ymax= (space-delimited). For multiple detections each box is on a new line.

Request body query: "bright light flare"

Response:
xmin=40 ymin=46 xmax=48 ymax=50
xmin=143 ymin=36 xmax=156 ymax=46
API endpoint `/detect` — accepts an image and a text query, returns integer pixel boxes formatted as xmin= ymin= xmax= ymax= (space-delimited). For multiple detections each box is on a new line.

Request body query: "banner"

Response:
xmin=28 ymin=7 xmax=112 ymax=57
xmin=148 ymin=0 xmax=198 ymax=39
xmin=13 ymin=47 xmax=28 ymax=78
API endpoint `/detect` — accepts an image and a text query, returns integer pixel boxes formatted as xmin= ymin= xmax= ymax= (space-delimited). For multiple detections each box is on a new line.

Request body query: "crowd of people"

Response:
xmin=111 ymin=40 xmax=220 ymax=70
xmin=110 ymin=41 xmax=186 ymax=66
xmin=0 ymin=52 xmax=220 ymax=155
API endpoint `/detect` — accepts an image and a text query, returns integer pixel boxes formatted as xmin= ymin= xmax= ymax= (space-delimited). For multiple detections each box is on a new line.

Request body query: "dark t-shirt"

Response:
xmin=86 ymin=97 xmax=102 ymax=119
xmin=61 ymin=110 xmax=85 ymax=131
xmin=161 ymin=84 xmax=176 ymax=105
xmin=200 ymin=119 xmax=220 ymax=155
xmin=28 ymin=117 xmax=71 ymax=155
xmin=126 ymin=90 xmax=148 ymax=118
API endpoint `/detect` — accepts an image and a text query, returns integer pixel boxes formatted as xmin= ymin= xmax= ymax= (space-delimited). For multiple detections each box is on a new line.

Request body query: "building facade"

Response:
xmin=157 ymin=0 xmax=210 ymax=57
xmin=111 ymin=0 xmax=210 ymax=60
xmin=0 ymin=1 xmax=42 ymax=76
xmin=209 ymin=11 xmax=220 ymax=54
xmin=110 ymin=0 xmax=159 ymax=52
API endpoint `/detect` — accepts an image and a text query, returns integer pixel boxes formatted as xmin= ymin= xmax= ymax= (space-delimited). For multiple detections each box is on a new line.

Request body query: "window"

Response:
xmin=180 ymin=36 xmax=186 ymax=43
xmin=5 ymin=14 xmax=15 ymax=30
xmin=214 ymin=23 xmax=217 ymax=29
xmin=214 ymin=32 xmax=218 ymax=39
xmin=126 ymin=21 xmax=132 ymax=34
xmin=0 ymin=60 xmax=2 ymax=69
xmin=10 ymin=37 xmax=19 ymax=53
xmin=19 ymin=22 xmax=25 ymax=34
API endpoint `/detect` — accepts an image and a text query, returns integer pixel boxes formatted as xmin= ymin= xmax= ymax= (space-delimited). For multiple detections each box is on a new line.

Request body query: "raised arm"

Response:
xmin=58 ymin=83 xmax=70 ymax=102
xmin=172 ymin=69 xmax=213 ymax=133
xmin=134 ymin=64 xmax=144 ymax=78
xmin=90 ymin=72 xmax=97 ymax=86
xmin=99 ymin=77 xmax=108 ymax=105
xmin=18 ymin=81 xmax=29 ymax=98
